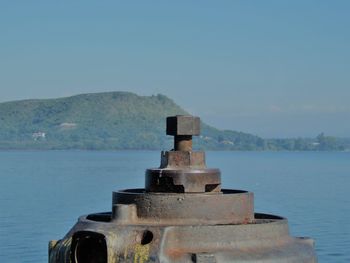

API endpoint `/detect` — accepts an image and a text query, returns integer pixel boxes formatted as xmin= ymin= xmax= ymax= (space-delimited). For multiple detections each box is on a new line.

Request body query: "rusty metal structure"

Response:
xmin=49 ymin=115 xmax=317 ymax=262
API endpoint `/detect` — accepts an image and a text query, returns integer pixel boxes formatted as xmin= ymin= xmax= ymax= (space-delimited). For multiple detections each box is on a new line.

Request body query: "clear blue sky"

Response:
xmin=0 ymin=1 xmax=349 ymax=137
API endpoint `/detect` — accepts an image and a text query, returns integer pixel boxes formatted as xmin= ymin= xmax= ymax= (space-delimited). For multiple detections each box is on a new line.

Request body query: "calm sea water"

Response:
xmin=0 ymin=150 xmax=349 ymax=262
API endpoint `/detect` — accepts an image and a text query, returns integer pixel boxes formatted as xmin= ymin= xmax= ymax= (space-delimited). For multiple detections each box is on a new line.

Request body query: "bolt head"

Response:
xmin=166 ymin=115 xmax=200 ymax=136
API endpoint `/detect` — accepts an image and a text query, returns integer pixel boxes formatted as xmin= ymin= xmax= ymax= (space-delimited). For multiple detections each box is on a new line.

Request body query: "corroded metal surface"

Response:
xmin=49 ymin=115 xmax=317 ymax=262
xmin=167 ymin=115 xmax=200 ymax=151
xmin=49 ymin=213 xmax=316 ymax=263
xmin=112 ymin=189 xmax=254 ymax=225
xmin=145 ymin=168 xmax=221 ymax=193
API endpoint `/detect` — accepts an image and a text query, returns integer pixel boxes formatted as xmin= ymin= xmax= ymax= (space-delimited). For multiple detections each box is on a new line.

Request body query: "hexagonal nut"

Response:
xmin=166 ymin=115 xmax=200 ymax=136
xmin=160 ymin=151 xmax=206 ymax=168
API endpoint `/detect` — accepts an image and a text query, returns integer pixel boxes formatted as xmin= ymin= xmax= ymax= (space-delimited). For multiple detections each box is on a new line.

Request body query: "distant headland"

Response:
xmin=0 ymin=92 xmax=348 ymax=151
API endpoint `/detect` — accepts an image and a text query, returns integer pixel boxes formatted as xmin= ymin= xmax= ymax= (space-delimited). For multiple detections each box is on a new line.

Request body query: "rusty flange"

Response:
xmin=49 ymin=212 xmax=316 ymax=263
xmin=112 ymin=189 xmax=254 ymax=225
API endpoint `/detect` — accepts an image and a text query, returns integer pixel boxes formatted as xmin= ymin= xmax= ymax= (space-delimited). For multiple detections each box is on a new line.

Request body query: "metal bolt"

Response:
xmin=166 ymin=115 xmax=200 ymax=151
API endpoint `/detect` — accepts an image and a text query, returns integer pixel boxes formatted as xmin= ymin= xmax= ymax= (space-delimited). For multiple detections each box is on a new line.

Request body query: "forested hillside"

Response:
xmin=0 ymin=92 xmax=347 ymax=151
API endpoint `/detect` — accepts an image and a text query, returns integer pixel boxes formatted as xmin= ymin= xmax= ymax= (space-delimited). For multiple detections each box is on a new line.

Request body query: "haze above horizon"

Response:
xmin=0 ymin=1 xmax=349 ymax=137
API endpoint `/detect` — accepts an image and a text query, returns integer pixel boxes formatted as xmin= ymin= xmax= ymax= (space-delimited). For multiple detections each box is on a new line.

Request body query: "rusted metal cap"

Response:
xmin=167 ymin=115 xmax=200 ymax=151
xmin=166 ymin=115 xmax=200 ymax=136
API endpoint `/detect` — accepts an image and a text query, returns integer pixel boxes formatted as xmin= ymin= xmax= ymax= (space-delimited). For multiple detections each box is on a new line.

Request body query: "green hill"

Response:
xmin=0 ymin=92 xmax=262 ymax=150
xmin=0 ymin=92 xmax=347 ymax=151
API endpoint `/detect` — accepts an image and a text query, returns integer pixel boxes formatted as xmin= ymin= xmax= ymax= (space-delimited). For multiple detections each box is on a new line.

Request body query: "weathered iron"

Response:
xmin=49 ymin=115 xmax=317 ymax=262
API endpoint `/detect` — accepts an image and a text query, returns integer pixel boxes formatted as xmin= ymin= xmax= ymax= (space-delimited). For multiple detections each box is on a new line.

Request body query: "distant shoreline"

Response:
xmin=0 ymin=147 xmax=348 ymax=152
xmin=1 ymin=92 xmax=349 ymax=152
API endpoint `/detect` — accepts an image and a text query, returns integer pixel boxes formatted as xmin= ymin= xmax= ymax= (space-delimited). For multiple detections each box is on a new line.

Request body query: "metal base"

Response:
xmin=49 ymin=189 xmax=317 ymax=263
xmin=49 ymin=212 xmax=316 ymax=263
